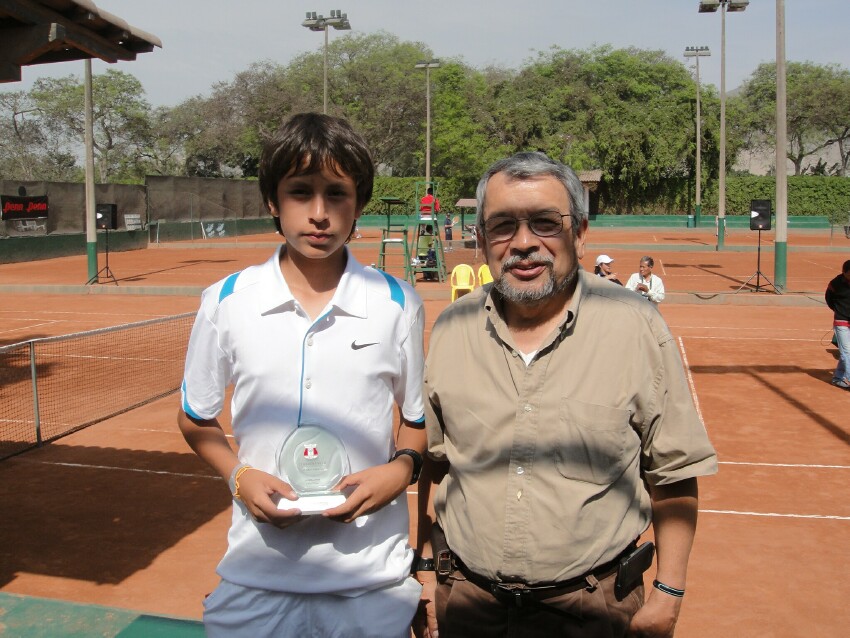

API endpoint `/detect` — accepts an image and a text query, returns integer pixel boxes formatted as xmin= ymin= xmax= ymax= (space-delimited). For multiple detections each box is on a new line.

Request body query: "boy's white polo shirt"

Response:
xmin=182 ymin=245 xmax=425 ymax=596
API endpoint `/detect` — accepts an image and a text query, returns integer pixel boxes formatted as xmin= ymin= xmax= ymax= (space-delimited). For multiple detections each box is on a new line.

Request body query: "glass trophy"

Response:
xmin=276 ymin=424 xmax=349 ymax=514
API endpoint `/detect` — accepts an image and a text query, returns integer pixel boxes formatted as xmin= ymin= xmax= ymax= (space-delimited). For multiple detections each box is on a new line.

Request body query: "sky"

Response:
xmin=5 ymin=0 xmax=850 ymax=108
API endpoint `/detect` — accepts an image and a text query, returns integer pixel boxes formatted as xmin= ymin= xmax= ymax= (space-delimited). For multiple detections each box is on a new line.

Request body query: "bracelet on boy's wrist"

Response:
xmin=228 ymin=462 xmax=254 ymax=500
xmin=652 ymin=579 xmax=685 ymax=598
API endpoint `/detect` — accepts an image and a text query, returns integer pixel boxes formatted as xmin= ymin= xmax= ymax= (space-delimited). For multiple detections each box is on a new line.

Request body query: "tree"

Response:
xmin=29 ymin=69 xmax=153 ymax=182
xmin=0 ymin=90 xmax=78 ymax=181
xmin=737 ymin=61 xmax=850 ymax=176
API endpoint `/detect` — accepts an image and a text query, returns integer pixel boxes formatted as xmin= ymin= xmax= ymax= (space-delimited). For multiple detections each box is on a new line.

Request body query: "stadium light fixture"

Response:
xmin=301 ymin=10 xmax=352 ymax=114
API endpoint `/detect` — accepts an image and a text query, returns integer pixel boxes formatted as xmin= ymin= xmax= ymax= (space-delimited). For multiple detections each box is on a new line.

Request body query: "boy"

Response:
xmin=178 ymin=113 xmax=426 ymax=637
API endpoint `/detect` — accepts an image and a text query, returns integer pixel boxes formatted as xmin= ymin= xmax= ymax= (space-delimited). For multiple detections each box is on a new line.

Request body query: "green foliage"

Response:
xmin=364 ymin=176 xmax=466 ymax=217
xmin=699 ymin=175 xmax=850 ymax=223
xmin=29 ymin=69 xmax=153 ymax=182
xmin=3 ymin=33 xmax=847 ymax=217
xmin=736 ymin=61 xmax=850 ymax=176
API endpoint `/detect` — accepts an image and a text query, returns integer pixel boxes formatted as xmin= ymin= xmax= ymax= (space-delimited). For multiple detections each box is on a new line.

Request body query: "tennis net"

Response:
xmin=0 ymin=312 xmax=194 ymax=461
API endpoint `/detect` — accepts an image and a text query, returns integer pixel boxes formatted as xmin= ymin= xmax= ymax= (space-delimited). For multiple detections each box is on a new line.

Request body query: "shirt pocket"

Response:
xmin=554 ymin=399 xmax=635 ymax=485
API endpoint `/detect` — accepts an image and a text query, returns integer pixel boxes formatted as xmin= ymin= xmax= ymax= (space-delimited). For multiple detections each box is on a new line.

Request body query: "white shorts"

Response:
xmin=203 ymin=576 xmax=422 ymax=638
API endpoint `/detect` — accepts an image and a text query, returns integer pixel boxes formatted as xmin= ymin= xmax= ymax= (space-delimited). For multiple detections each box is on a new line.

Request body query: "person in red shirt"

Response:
xmin=419 ymin=187 xmax=440 ymax=214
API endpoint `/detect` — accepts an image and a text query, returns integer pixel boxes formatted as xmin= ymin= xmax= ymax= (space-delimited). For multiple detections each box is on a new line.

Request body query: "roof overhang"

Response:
xmin=0 ymin=0 xmax=161 ymax=83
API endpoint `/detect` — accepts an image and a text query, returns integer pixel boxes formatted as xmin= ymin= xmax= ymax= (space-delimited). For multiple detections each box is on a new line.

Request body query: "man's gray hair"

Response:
xmin=475 ymin=152 xmax=587 ymax=231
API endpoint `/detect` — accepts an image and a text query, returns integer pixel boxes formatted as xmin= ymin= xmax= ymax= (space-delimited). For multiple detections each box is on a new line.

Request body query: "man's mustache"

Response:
xmin=501 ymin=254 xmax=554 ymax=274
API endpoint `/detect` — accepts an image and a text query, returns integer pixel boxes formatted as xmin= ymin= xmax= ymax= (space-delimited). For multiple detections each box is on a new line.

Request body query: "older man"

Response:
xmin=414 ymin=152 xmax=717 ymax=638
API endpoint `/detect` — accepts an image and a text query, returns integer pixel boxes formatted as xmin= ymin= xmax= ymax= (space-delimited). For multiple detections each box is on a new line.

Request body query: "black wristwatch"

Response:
xmin=391 ymin=448 xmax=423 ymax=484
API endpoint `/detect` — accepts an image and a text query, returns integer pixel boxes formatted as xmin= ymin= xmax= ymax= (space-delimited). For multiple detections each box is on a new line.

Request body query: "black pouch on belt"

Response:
xmin=430 ymin=523 xmax=454 ymax=579
xmin=614 ymin=541 xmax=655 ymax=600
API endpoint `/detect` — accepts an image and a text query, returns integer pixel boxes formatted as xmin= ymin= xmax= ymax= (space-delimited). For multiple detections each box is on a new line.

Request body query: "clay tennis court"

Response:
xmin=1 ymin=226 xmax=848 ymax=636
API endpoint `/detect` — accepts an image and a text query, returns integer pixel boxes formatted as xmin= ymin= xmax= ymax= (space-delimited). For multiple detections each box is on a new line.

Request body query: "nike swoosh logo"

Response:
xmin=351 ymin=341 xmax=379 ymax=350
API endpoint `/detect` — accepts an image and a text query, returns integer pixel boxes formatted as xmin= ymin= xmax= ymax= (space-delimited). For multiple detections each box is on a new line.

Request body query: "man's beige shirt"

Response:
xmin=424 ymin=270 xmax=717 ymax=584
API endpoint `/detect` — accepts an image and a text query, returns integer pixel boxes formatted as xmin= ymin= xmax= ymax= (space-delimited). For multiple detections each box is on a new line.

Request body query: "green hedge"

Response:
xmin=364 ymin=176 xmax=468 ymax=216
xmin=365 ymin=174 xmax=850 ymax=224
xmin=701 ymin=176 xmax=850 ymax=223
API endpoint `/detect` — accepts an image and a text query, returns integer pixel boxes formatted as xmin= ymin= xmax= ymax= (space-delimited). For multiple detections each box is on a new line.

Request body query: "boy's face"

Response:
xmin=269 ymin=163 xmax=361 ymax=261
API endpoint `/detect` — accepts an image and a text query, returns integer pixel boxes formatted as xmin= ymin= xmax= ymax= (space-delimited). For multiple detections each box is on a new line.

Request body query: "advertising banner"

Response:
xmin=1 ymin=195 xmax=49 ymax=220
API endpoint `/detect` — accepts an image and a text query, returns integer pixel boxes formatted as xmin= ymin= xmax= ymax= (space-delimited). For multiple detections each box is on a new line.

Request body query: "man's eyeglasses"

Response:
xmin=481 ymin=212 xmax=572 ymax=242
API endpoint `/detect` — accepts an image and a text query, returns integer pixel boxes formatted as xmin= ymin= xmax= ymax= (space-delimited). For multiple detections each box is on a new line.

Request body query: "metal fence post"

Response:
xmin=29 ymin=341 xmax=42 ymax=446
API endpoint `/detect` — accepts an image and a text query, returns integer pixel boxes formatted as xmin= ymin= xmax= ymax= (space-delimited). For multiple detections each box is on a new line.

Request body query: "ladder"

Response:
xmin=377 ymin=225 xmax=415 ymax=285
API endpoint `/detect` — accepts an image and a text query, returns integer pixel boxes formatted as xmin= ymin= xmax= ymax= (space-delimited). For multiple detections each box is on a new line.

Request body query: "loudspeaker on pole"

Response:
xmin=95 ymin=203 xmax=117 ymax=230
xmin=749 ymin=199 xmax=771 ymax=231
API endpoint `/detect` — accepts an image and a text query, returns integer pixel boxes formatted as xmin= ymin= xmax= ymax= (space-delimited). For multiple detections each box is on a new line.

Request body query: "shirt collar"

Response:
xmin=259 ymin=245 xmax=368 ymax=319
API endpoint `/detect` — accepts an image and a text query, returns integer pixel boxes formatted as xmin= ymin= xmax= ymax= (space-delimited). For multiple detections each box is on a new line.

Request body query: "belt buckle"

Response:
xmin=436 ymin=549 xmax=454 ymax=576
xmin=491 ymin=582 xmax=531 ymax=607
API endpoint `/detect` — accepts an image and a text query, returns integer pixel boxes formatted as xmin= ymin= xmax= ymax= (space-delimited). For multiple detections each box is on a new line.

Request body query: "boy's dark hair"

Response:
xmin=259 ymin=113 xmax=375 ymax=215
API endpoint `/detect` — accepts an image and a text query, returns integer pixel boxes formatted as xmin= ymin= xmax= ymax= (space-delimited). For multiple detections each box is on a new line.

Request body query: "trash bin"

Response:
xmin=844 ymin=225 xmax=850 ymax=239
xmin=687 ymin=215 xmax=695 ymax=229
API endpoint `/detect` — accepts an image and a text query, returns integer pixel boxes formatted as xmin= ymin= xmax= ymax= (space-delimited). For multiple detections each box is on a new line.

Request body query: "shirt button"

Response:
xmin=307 ymin=337 xmax=314 ymax=346
xmin=516 ymin=490 xmax=523 ymax=500
xmin=516 ymin=466 xmax=525 ymax=475
xmin=523 ymin=404 xmax=532 ymax=412
xmin=305 ymin=379 xmax=312 ymax=389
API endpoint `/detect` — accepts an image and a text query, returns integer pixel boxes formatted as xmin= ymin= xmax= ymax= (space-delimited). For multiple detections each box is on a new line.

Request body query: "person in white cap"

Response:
xmin=594 ymin=254 xmax=622 ymax=285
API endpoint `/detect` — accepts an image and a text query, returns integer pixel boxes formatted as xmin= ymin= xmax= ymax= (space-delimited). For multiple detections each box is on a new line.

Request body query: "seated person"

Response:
xmin=594 ymin=254 xmax=622 ymax=285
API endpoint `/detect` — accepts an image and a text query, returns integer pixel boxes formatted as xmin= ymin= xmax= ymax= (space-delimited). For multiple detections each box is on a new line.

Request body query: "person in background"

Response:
xmin=420 ymin=186 xmax=441 ymax=214
xmin=415 ymin=152 xmax=717 ymax=638
xmin=444 ymin=212 xmax=455 ymax=251
xmin=825 ymin=259 xmax=850 ymax=389
xmin=594 ymin=254 xmax=622 ymax=285
xmin=626 ymin=256 xmax=665 ymax=303
xmin=179 ymin=113 xmax=427 ymax=638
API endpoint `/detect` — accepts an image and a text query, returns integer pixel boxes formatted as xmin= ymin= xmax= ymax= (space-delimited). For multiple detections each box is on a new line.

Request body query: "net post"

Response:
xmin=29 ymin=341 xmax=42 ymax=446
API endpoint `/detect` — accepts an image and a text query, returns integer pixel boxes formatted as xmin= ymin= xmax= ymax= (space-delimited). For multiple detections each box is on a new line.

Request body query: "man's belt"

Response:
xmin=448 ymin=542 xmax=636 ymax=609
xmin=431 ymin=522 xmax=639 ymax=607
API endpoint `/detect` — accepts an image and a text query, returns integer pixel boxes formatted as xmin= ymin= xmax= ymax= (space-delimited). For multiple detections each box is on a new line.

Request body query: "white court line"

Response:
xmin=677 ymin=337 xmax=704 ymax=424
xmin=677 ymin=335 xmax=822 ymax=343
xmin=699 ymin=509 xmax=850 ymax=521
xmin=658 ymin=258 xmax=666 ymax=276
xmin=20 ymin=459 xmax=219 ymax=480
xmin=0 ymin=321 xmax=59 ymax=336
xmin=123 ymin=427 xmax=235 ymax=439
xmin=400 ymin=504 xmax=850 ymax=522
xmin=802 ymin=259 xmax=835 ymax=272
xmin=720 ymin=461 xmax=850 ymax=469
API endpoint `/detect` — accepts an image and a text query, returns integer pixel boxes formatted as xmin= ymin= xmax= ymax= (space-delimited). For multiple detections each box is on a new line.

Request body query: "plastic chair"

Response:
xmin=477 ymin=263 xmax=493 ymax=286
xmin=450 ymin=264 xmax=476 ymax=301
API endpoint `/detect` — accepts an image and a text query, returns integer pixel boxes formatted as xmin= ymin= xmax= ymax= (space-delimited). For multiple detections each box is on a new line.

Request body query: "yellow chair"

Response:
xmin=477 ymin=263 xmax=493 ymax=286
xmin=450 ymin=264 xmax=476 ymax=302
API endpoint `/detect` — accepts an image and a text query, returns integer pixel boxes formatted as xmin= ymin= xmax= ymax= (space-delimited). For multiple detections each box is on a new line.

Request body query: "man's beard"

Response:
xmin=494 ymin=253 xmax=578 ymax=305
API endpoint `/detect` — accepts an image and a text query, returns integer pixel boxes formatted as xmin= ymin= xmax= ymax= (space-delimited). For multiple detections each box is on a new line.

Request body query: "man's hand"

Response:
xmin=322 ymin=459 xmax=412 ymax=523
xmin=412 ymin=571 xmax=439 ymax=638
xmin=628 ymin=587 xmax=682 ymax=638
xmin=235 ymin=468 xmax=305 ymax=529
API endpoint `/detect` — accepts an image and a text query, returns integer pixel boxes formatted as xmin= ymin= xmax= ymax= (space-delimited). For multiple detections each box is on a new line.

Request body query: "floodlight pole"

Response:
xmin=684 ymin=46 xmax=711 ymax=229
xmin=84 ymin=59 xmax=97 ymax=282
xmin=302 ymin=10 xmax=352 ymax=114
xmin=774 ymin=0 xmax=787 ymax=291
xmin=415 ymin=60 xmax=440 ymax=185
xmin=699 ymin=0 xmax=748 ymax=250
